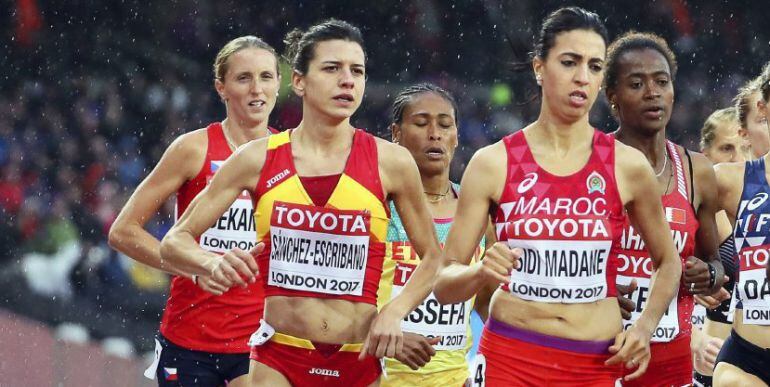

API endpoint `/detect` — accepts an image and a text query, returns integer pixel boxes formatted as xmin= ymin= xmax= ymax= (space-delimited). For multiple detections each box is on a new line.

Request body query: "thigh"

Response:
xmin=713 ymin=362 xmax=768 ymax=387
xmin=246 ymin=360 xmax=291 ymax=387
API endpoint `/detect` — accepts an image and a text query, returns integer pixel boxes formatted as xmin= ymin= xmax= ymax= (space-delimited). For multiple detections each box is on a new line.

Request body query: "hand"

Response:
xmin=360 ymin=306 xmax=404 ymax=360
xmin=605 ymin=323 xmax=652 ymax=381
xmin=683 ymin=256 xmax=711 ymax=294
xmin=694 ymin=286 xmax=730 ymax=309
xmin=474 ymin=242 xmax=521 ymax=285
xmin=616 ymin=279 xmax=638 ymax=320
xmin=205 ymin=243 xmax=263 ymax=289
xmin=194 ymin=275 xmax=230 ymax=295
xmin=393 ymin=333 xmax=441 ymax=370
xmin=693 ymin=334 xmax=724 ymax=373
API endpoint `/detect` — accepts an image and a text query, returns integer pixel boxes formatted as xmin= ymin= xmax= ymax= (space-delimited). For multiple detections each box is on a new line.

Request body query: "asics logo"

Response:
xmin=747 ymin=192 xmax=769 ymax=211
xmin=266 ymin=169 xmax=290 ymax=188
xmin=517 ymin=173 xmax=538 ymax=194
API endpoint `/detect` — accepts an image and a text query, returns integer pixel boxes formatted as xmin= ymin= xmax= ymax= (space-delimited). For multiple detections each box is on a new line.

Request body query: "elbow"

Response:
xmin=159 ymin=232 xmax=178 ymax=265
xmin=107 ymin=223 xmax=125 ymax=251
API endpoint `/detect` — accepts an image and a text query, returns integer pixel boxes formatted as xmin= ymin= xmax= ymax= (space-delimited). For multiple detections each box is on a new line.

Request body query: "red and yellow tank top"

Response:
xmin=253 ymin=129 xmax=389 ymax=305
xmin=161 ymin=122 xmax=272 ymax=353
xmin=493 ymin=129 xmax=626 ymax=303
xmin=616 ymin=140 xmax=698 ymax=342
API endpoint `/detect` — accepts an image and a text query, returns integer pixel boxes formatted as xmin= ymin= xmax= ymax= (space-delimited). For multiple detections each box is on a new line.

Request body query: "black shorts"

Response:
xmin=715 ymin=330 xmax=770 ymax=385
xmin=153 ymin=334 xmax=250 ymax=386
xmin=692 ymin=371 xmax=712 ymax=387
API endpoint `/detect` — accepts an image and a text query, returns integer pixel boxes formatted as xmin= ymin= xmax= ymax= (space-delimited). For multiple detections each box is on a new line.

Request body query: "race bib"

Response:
xmin=691 ymin=304 xmax=706 ymax=329
xmin=198 ymin=161 xmax=258 ymax=253
xmin=391 ymin=261 xmax=470 ymax=350
xmin=616 ymin=274 xmax=680 ymax=342
xmin=506 ymin=238 xmax=611 ymax=303
xmin=268 ymin=202 xmax=370 ymax=296
xmin=737 ymin=245 xmax=770 ymax=325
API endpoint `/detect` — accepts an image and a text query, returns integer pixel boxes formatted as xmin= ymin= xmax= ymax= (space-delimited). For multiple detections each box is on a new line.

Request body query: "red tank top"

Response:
xmin=616 ymin=140 xmax=698 ymax=341
xmin=252 ymin=129 xmax=390 ymax=305
xmin=160 ymin=122 xmax=273 ymax=353
xmin=493 ymin=129 xmax=626 ymax=303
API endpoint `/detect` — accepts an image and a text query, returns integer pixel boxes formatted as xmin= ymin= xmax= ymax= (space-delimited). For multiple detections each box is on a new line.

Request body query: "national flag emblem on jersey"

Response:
xmin=665 ymin=207 xmax=686 ymax=224
xmin=586 ymin=171 xmax=605 ymax=195
xmin=163 ymin=367 xmax=178 ymax=381
xmin=211 ymin=160 xmax=224 ymax=173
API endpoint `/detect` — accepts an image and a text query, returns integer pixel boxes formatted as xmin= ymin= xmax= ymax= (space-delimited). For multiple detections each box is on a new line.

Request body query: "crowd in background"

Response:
xmin=1 ymin=0 xmax=768 ymax=354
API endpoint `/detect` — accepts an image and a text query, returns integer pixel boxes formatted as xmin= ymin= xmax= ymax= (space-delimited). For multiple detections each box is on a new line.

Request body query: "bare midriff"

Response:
xmin=264 ymin=296 xmax=376 ymax=344
xmin=490 ymin=289 xmax=622 ymax=341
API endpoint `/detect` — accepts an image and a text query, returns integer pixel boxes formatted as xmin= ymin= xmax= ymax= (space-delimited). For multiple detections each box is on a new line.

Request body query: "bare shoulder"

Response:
xmin=469 ymin=140 xmax=507 ymax=169
xmin=684 ymin=149 xmax=716 ymax=180
xmin=614 ymin=140 xmax=651 ymax=174
xmin=167 ymin=128 xmax=208 ymax=158
xmin=375 ymin=137 xmax=414 ymax=170
xmin=232 ymin=136 xmax=270 ymax=170
xmin=714 ymin=161 xmax=746 ymax=188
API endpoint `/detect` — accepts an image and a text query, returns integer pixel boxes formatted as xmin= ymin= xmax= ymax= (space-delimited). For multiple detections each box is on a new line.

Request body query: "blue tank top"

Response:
xmin=732 ymin=158 xmax=770 ymax=325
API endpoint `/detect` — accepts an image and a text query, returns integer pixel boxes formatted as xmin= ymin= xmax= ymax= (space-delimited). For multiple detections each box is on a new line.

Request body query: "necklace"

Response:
xmin=424 ymin=184 xmax=451 ymax=204
xmin=654 ymin=150 xmax=669 ymax=177
xmin=222 ymin=120 xmax=270 ymax=150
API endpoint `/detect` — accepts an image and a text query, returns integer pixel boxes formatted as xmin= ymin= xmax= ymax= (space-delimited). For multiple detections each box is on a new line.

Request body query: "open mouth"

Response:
xmin=569 ymin=90 xmax=588 ymax=104
xmin=425 ymin=147 xmax=445 ymax=159
xmin=333 ymin=94 xmax=354 ymax=103
xmin=248 ymin=100 xmax=266 ymax=107
xmin=643 ymin=106 xmax=665 ymax=119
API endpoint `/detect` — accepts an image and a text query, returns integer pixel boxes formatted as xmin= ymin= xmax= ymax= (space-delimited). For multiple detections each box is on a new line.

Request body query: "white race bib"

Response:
xmin=617 ymin=275 xmax=680 ymax=342
xmin=391 ymin=261 xmax=470 ymax=350
xmin=268 ymin=202 xmax=370 ymax=296
xmin=506 ymin=239 xmax=611 ymax=303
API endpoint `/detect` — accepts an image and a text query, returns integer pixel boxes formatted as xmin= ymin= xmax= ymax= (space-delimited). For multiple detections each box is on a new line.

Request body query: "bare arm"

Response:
xmin=686 ymin=152 xmax=726 ymax=294
xmin=379 ymin=142 xmax=443 ymax=319
xmin=617 ymin=144 xmax=682 ymax=335
xmin=608 ymin=144 xmax=683 ymax=380
xmin=473 ymin=222 xmax=498 ymax=322
xmin=160 ymin=140 xmax=266 ymax=280
xmin=434 ymin=143 xmax=517 ymax=304
xmin=108 ymin=131 xmax=205 ymax=276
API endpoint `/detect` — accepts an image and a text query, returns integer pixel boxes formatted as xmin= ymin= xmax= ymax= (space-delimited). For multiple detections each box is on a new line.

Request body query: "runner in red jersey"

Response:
xmin=433 ymin=7 xmax=683 ymax=386
xmin=603 ymin=31 xmax=727 ymax=386
xmin=160 ymin=20 xmax=444 ymax=387
xmin=109 ymin=36 xmax=280 ymax=386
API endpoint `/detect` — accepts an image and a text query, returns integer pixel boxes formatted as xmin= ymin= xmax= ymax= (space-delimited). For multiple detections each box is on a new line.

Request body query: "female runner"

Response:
xmin=693 ymin=106 xmax=748 ymax=387
xmin=713 ymin=63 xmax=770 ymax=386
xmin=433 ymin=7 xmax=683 ymax=386
xmin=603 ymin=31 xmax=727 ymax=387
xmin=378 ymin=83 xmax=490 ymax=386
xmin=160 ymin=20 xmax=443 ymax=387
xmin=109 ymin=36 xmax=280 ymax=386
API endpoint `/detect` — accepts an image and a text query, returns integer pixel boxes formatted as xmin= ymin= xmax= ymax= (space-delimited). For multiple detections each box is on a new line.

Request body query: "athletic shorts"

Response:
xmin=622 ymin=334 xmax=692 ymax=387
xmin=471 ymin=318 xmax=622 ymax=386
xmin=715 ymin=330 xmax=770 ymax=385
xmin=146 ymin=334 xmax=249 ymax=386
xmin=249 ymin=327 xmax=381 ymax=386
xmin=382 ymin=368 xmax=469 ymax=387
xmin=693 ymin=371 xmax=712 ymax=387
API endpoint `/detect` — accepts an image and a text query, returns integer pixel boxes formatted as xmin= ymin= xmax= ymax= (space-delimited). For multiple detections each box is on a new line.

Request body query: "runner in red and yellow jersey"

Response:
xmin=109 ymin=36 xmax=280 ymax=386
xmin=160 ymin=20 xmax=443 ymax=387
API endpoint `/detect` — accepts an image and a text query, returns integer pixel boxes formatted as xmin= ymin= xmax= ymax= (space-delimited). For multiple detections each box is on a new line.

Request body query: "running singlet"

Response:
xmin=493 ymin=129 xmax=625 ymax=303
xmin=732 ymin=158 xmax=770 ymax=325
xmin=378 ymin=184 xmax=485 ymax=379
xmin=616 ymin=141 xmax=697 ymax=342
xmin=253 ymin=129 xmax=389 ymax=305
xmin=161 ymin=122 xmax=272 ymax=353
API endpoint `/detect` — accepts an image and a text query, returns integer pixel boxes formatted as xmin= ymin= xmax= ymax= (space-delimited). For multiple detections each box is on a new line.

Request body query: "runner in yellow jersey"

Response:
xmin=377 ymin=83 xmax=493 ymax=386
